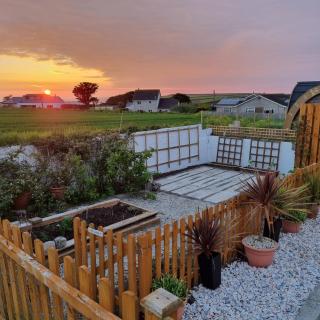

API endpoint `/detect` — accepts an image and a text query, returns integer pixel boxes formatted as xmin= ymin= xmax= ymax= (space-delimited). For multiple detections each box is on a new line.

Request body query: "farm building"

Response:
xmin=1 ymin=94 xmax=64 ymax=109
xmin=212 ymin=93 xmax=289 ymax=118
xmin=127 ymin=89 xmax=161 ymax=112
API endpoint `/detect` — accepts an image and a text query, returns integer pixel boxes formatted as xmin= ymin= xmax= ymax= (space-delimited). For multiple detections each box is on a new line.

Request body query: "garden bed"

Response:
xmin=15 ymin=198 xmax=158 ymax=254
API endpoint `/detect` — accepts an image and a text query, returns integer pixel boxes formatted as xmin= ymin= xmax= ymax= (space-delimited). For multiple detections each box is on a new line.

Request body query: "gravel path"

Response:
xmin=118 ymin=191 xmax=211 ymax=225
xmin=183 ymin=216 xmax=320 ymax=320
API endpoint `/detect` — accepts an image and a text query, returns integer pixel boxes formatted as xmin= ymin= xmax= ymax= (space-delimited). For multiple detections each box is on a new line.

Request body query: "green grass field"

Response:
xmin=0 ymin=109 xmax=284 ymax=146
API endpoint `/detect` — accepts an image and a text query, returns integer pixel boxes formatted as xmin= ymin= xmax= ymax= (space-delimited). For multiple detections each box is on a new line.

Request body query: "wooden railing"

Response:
xmin=210 ymin=126 xmax=296 ymax=141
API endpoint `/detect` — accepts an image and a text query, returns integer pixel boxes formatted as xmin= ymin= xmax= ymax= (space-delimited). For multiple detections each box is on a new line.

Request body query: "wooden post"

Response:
xmin=122 ymin=291 xmax=138 ymax=320
xmin=99 ymin=277 xmax=114 ymax=313
xmin=79 ymin=265 xmax=93 ymax=299
xmin=138 ymin=234 xmax=152 ymax=298
xmin=73 ymin=217 xmax=81 ymax=287
xmin=140 ymin=288 xmax=183 ymax=320
xmin=127 ymin=234 xmax=137 ymax=294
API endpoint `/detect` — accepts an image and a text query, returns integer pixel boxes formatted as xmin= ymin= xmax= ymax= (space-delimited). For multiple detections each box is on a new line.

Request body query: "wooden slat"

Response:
xmin=3 ymin=222 xmax=21 ymax=319
xmin=155 ymin=227 xmax=162 ymax=279
xmin=22 ymin=232 xmax=42 ymax=320
xmin=309 ymin=104 xmax=320 ymax=163
xmin=187 ymin=215 xmax=193 ymax=288
xmin=81 ymin=220 xmax=88 ymax=266
xmin=79 ymin=266 xmax=93 ymax=299
xmin=106 ymin=230 xmax=115 ymax=310
xmin=164 ymin=224 xmax=170 ymax=274
xmin=99 ymin=277 xmax=114 ymax=313
xmin=122 ymin=291 xmax=138 ymax=320
xmin=116 ymin=233 xmax=124 ymax=315
xmin=73 ymin=217 xmax=81 ymax=288
xmin=98 ymin=226 xmax=105 ymax=278
xmin=179 ymin=218 xmax=186 ymax=280
xmin=127 ymin=234 xmax=137 ymax=294
xmin=64 ymin=256 xmax=76 ymax=320
xmin=34 ymin=239 xmax=51 ymax=320
xmin=138 ymin=234 xmax=152 ymax=298
xmin=89 ymin=223 xmax=97 ymax=300
xmin=48 ymin=247 xmax=64 ymax=320
xmin=172 ymin=221 xmax=178 ymax=277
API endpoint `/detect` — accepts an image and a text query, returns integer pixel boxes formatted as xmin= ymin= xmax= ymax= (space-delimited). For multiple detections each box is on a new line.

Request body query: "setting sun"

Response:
xmin=44 ymin=89 xmax=51 ymax=95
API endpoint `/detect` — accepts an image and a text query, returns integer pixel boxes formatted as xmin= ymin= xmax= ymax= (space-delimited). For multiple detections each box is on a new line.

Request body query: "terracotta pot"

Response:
xmin=50 ymin=187 xmax=66 ymax=200
xmin=176 ymin=303 xmax=185 ymax=320
xmin=13 ymin=192 xmax=31 ymax=210
xmin=308 ymin=204 xmax=319 ymax=219
xmin=282 ymin=220 xmax=301 ymax=233
xmin=242 ymin=237 xmax=278 ymax=268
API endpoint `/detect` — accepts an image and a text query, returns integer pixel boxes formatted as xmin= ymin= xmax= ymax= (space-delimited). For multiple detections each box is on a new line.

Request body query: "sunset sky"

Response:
xmin=0 ymin=0 xmax=319 ymax=101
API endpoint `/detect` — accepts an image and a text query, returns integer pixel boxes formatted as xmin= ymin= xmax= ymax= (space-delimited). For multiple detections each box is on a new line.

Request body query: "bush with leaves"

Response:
xmin=152 ymin=274 xmax=188 ymax=300
xmin=0 ymin=151 xmax=35 ymax=215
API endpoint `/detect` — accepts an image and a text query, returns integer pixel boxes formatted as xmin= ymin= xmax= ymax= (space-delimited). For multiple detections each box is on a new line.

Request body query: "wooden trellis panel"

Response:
xmin=249 ymin=140 xmax=280 ymax=170
xmin=216 ymin=137 xmax=243 ymax=166
xmin=295 ymin=103 xmax=320 ymax=168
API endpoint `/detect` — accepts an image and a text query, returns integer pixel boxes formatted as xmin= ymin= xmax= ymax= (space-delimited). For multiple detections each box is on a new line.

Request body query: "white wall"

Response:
xmin=133 ymin=124 xmax=295 ymax=174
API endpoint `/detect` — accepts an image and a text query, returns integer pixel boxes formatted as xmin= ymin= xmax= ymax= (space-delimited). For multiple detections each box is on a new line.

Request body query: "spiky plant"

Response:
xmin=304 ymin=173 xmax=320 ymax=204
xmin=185 ymin=209 xmax=223 ymax=258
xmin=242 ymin=171 xmax=309 ymax=239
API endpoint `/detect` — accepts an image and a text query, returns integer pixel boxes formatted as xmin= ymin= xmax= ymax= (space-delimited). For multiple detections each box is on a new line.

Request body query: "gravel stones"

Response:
xmin=243 ymin=235 xmax=277 ymax=249
xmin=183 ymin=216 xmax=320 ymax=320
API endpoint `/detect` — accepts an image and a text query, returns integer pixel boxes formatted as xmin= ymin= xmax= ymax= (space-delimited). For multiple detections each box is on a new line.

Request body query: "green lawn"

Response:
xmin=0 ymin=109 xmax=284 ymax=146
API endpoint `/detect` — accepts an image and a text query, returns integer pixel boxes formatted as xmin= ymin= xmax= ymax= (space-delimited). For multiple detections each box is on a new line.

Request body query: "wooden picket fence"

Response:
xmin=295 ymin=103 xmax=320 ymax=168
xmin=0 ymin=219 xmax=137 ymax=320
xmin=72 ymin=195 xmax=260 ymax=313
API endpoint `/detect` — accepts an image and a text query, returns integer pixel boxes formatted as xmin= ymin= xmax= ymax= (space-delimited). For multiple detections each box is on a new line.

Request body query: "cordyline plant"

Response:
xmin=241 ymin=171 xmax=310 ymax=239
xmin=185 ymin=208 xmax=241 ymax=259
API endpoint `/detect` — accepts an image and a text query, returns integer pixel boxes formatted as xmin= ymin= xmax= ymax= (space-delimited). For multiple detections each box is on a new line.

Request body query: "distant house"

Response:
xmin=1 ymin=94 xmax=64 ymax=109
xmin=158 ymin=97 xmax=179 ymax=112
xmin=126 ymin=89 xmax=161 ymax=112
xmin=212 ymin=94 xmax=289 ymax=118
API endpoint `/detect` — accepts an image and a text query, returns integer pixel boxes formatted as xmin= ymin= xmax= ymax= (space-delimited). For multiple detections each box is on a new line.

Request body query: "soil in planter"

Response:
xmin=31 ymin=218 xmax=74 ymax=242
xmin=79 ymin=203 xmax=143 ymax=227
xmin=31 ymin=203 xmax=143 ymax=242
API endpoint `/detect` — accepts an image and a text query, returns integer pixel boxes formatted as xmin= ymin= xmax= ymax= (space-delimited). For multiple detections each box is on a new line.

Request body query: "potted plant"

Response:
xmin=152 ymin=274 xmax=188 ymax=320
xmin=185 ymin=209 xmax=222 ymax=290
xmin=241 ymin=172 xmax=308 ymax=267
xmin=48 ymin=157 xmax=73 ymax=200
xmin=282 ymin=210 xmax=307 ymax=233
xmin=0 ymin=152 xmax=34 ymax=212
xmin=305 ymin=173 xmax=320 ymax=218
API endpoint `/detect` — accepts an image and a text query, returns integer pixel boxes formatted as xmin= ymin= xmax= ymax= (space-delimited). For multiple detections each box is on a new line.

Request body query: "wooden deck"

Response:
xmin=156 ymin=165 xmax=254 ymax=204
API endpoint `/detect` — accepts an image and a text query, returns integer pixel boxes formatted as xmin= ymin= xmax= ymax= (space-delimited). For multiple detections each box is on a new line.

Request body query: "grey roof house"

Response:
xmin=212 ymin=93 xmax=289 ymax=119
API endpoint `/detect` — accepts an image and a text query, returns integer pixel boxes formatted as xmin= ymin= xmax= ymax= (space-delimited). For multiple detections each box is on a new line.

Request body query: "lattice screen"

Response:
xmin=249 ymin=140 xmax=280 ymax=170
xmin=216 ymin=137 xmax=243 ymax=166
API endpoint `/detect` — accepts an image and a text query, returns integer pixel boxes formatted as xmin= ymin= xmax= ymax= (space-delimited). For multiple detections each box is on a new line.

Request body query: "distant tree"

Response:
xmin=105 ymin=91 xmax=134 ymax=108
xmin=173 ymin=93 xmax=191 ymax=104
xmin=72 ymin=82 xmax=99 ymax=107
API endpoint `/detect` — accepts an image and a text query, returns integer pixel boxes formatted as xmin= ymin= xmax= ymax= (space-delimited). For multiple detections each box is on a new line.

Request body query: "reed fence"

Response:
xmin=210 ymin=126 xmax=296 ymax=141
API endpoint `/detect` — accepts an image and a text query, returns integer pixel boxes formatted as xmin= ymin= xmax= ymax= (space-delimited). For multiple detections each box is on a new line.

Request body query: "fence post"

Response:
xmin=140 ymin=288 xmax=183 ymax=320
xmin=73 ymin=217 xmax=81 ymax=287
xmin=138 ymin=233 xmax=152 ymax=298
xmin=122 ymin=291 xmax=138 ymax=320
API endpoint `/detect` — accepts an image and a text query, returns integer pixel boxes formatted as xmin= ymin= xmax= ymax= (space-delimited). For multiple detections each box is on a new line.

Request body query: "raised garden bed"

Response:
xmin=14 ymin=198 xmax=158 ymax=255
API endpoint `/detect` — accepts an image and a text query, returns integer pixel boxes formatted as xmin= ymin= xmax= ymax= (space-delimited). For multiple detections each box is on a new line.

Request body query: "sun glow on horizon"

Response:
xmin=0 ymin=55 xmax=112 ymax=99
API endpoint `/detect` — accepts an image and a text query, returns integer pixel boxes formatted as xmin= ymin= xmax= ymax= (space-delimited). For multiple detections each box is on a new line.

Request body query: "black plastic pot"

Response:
xmin=263 ymin=217 xmax=282 ymax=242
xmin=198 ymin=251 xmax=221 ymax=290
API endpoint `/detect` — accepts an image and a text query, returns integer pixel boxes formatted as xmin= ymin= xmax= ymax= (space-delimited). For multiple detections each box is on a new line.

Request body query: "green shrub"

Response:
xmin=152 ymin=274 xmax=188 ymax=299
xmin=287 ymin=210 xmax=307 ymax=222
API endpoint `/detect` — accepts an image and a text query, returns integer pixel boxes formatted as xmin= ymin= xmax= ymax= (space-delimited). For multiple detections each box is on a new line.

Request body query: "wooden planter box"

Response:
xmin=14 ymin=198 xmax=159 ymax=256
